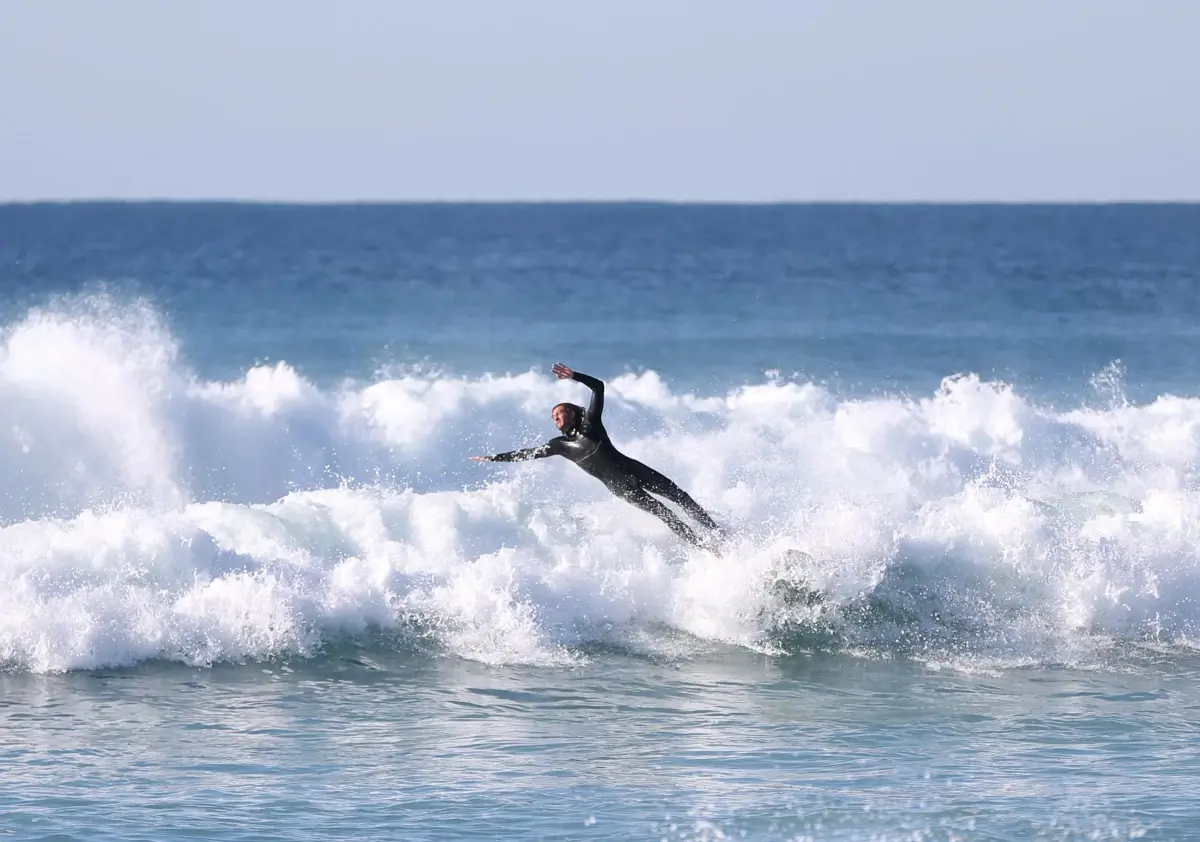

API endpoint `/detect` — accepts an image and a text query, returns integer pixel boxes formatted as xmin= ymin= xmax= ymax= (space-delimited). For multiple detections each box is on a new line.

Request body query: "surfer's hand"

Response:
xmin=469 ymin=455 xmax=493 ymax=462
xmin=552 ymin=362 xmax=573 ymax=380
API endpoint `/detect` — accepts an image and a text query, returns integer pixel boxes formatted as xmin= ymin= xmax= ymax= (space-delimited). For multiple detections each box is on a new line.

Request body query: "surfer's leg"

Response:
xmin=619 ymin=487 xmax=704 ymax=548
xmin=631 ymin=462 xmax=720 ymax=532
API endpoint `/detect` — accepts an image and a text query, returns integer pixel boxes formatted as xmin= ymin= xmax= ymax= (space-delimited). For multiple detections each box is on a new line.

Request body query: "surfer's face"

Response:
xmin=552 ymin=404 xmax=576 ymax=432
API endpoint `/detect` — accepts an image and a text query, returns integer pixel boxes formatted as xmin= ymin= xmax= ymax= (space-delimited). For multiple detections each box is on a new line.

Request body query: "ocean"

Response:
xmin=2 ymin=202 xmax=1199 ymax=840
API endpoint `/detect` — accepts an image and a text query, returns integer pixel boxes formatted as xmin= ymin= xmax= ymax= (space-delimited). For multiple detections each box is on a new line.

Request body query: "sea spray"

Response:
xmin=2 ymin=296 xmax=1200 ymax=673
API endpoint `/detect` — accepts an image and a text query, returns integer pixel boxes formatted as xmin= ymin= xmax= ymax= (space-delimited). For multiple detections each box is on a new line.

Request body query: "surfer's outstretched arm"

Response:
xmin=553 ymin=362 xmax=604 ymax=423
xmin=472 ymin=437 xmax=567 ymax=462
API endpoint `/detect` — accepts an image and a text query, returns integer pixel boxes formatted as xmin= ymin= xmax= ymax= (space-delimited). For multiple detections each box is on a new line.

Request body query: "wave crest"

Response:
xmin=3 ymin=295 xmax=1200 ymax=673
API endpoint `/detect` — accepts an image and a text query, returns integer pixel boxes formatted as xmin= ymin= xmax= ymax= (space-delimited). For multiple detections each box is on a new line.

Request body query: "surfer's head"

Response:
xmin=552 ymin=402 xmax=583 ymax=433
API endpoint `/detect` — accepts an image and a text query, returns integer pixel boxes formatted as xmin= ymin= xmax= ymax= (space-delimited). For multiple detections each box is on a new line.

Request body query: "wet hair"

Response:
xmin=552 ymin=402 xmax=584 ymax=432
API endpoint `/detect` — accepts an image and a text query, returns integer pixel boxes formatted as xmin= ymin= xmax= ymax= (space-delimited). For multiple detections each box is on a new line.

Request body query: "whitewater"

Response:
xmin=4 ymin=295 xmax=1198 ymax=677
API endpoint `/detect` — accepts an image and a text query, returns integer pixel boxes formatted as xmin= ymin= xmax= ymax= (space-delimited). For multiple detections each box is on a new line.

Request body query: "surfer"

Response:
xmin=471 ymin=362 xmax=722 ymax=551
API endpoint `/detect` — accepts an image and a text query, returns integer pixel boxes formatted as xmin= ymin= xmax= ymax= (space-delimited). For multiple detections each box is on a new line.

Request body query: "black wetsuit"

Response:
xmin=488 ymin=371 xmax=720 ymax=548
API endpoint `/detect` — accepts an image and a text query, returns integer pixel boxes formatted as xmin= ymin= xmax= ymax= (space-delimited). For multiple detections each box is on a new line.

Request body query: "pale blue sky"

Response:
xmin=2 ymin=1 xmax=1197 ymax=202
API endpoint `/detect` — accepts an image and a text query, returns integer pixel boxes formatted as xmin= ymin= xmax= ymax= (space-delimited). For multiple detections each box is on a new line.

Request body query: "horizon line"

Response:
xmin=3 ymin=198 xmax=1199 ymax=207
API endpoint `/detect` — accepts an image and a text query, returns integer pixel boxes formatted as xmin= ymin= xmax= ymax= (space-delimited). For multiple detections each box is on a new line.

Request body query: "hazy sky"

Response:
xmin=2 ymin=1 xmax=1197 ymax=202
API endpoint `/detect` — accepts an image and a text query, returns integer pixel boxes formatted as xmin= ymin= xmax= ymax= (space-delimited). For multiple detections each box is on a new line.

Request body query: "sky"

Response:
xmin=1 ymin=0 xmax=1197 ymax=202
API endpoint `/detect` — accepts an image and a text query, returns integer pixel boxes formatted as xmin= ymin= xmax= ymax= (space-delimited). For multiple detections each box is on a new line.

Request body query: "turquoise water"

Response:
xmin=5 ymin=653 xmax=1197 ymax=840
xmin=2 ymin=203 xmax=1200 ymax=839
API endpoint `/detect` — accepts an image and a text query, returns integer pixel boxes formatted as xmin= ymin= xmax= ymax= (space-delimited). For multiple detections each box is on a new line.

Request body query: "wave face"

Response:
xmin=3 ymin=295 xmax=1200 ymax=673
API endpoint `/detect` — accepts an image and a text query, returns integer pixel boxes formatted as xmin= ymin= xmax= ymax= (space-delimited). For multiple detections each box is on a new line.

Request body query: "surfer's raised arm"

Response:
xmin=553 ymin=362 xmax=604 ymax=424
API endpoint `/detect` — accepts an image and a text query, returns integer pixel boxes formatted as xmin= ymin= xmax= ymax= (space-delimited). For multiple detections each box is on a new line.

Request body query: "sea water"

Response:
xmin=1 ymin=203 xmax=1199 ymax=840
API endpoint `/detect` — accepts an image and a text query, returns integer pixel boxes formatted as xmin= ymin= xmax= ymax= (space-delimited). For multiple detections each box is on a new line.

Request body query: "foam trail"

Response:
xmin=4 ymin=294 xmax=1200 ymax=673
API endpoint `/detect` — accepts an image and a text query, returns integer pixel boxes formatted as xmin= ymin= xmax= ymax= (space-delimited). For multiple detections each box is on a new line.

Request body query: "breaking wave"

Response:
xmin=3 ymin=295 xmax=1200 ymax=673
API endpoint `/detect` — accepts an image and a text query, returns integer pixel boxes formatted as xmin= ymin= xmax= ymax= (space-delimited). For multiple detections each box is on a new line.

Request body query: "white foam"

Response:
xmin=3 ymin=295 xmax=1200 ymax=673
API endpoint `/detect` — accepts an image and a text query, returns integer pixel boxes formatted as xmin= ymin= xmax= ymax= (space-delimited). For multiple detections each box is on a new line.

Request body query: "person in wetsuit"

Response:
xmin=471 ymin=362 xmax=722 ymax=550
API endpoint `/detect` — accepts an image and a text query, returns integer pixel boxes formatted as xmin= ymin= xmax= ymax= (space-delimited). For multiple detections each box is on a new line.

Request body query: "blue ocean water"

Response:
xmin=2 ymin=202 xmax=1200 ymax=840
